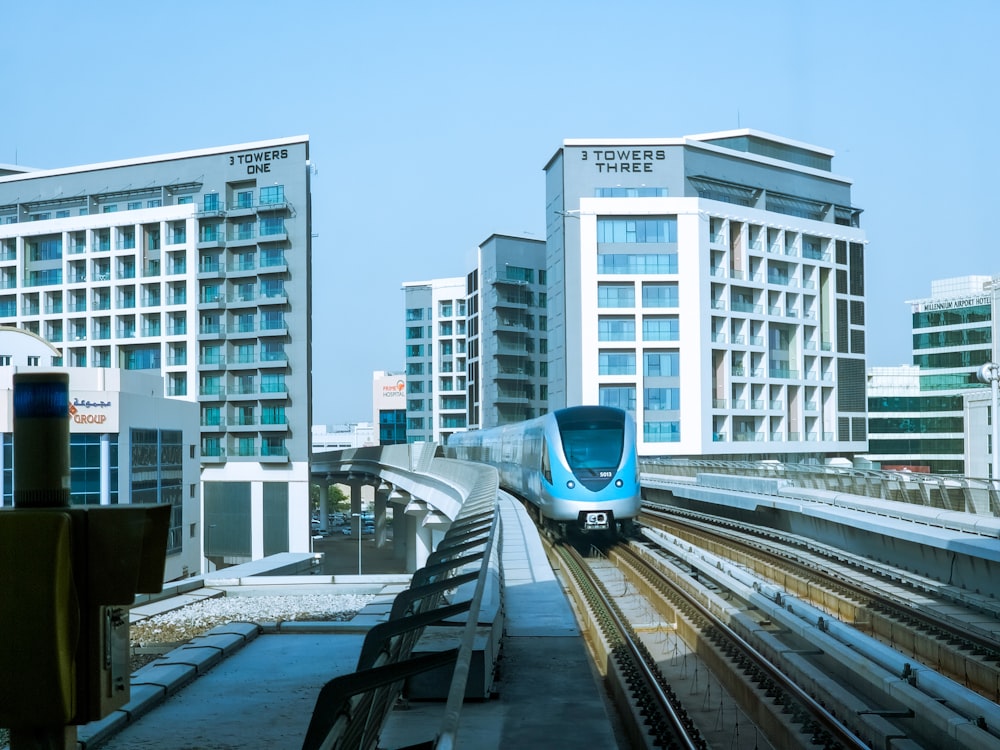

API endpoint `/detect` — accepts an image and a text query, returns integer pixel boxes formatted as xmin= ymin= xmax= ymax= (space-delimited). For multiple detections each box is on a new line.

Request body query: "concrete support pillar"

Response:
xmin=318 ymin=477 xmax=330 ymax=534
xmin=410 ymin=507 xmax=432 ymax=571
xmin=374 ymin=482 xmax=389 ymax=548
xmin=391 ymin=500 xmax=410 ymax=564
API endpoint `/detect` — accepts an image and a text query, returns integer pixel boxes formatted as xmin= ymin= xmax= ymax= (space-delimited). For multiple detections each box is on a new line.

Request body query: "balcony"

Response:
xmin=228 ymin=416 xmax=258 ymax=431
xmin=258 ymin=290 xmax=288 ymax=305
xmin=259 ymin=252 xmax=287 ymax=273
xmin=198 ymin=355 xmax=226 ymax=371
xmin=259 ymin=443 xmax=289 ymax=463
xmin=228 ymin=354 xmax=257 ymax=370
xmin=258 ymin=323 xmax=288 ymax=337
xmin=198 ymin=293 xmax=226 ymax=310
xmin=228 ymin=291 xmax=257 ymax=309
xmin=227 ymin=324 xmax=257 ymax=340
xmin=227 ymin=227 xmax=257 ymax=247
xmin=228 ymin=385 xmax=259 ymax=401
xmin=198 ymin=385 xmax=226 ymax=401
xmin=200 ymin=445 xmax=226 ymax=463
xmin=198 ymin=323 xmax=225 ymax=340
xmin=258 ymin=352 xmax=288 ymax=368
xmin=256 ymin=199 xmax=289 ymax=213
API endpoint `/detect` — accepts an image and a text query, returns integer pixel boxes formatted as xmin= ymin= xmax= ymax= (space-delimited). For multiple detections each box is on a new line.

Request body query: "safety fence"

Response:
xmin=301 ymin=453 xmax=501 ymax=750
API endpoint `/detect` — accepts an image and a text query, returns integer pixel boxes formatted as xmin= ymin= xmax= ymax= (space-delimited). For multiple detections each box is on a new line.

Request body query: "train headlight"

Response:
xmin=615 ymin=479 xmax=623 ymax=487
xmin=566 ymin=480 xmax=576 ymax=489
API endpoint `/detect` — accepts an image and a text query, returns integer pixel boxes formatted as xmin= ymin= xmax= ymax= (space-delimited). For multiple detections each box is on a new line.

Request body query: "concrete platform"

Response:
xmin=73 ymin=495 xmax=625 ymax=749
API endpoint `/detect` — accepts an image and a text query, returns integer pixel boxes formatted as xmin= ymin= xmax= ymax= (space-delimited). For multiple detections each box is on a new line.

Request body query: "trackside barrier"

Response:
xmin=302 ymin=457 xmax=501 ymax=750
xmin=642 ymin=459 xmax=1000 ymax=516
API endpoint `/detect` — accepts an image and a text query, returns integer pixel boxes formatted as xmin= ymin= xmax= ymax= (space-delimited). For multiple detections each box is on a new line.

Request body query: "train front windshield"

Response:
xmin=557 ymin=410 xmax=624 ymax=476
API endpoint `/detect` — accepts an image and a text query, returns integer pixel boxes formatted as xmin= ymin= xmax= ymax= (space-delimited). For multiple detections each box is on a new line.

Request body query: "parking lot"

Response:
xmin=310 ymin=524 xmax=403 ymax=576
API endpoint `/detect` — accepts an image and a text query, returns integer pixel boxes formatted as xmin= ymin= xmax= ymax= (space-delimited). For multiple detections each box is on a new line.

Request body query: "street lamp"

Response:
xmin=978 ymin=363 xmax=1000 ymax=479
xmin=351 ymin=512 xmax=362 ymax=575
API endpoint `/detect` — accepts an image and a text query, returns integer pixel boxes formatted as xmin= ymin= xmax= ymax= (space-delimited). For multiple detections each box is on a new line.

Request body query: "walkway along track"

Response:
xmin=641 ymin=505 xmax=1000 ymax=701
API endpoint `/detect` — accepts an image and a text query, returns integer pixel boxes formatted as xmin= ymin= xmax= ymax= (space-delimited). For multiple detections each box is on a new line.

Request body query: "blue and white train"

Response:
xmin=447 ymin=406 xmax=641 ymax=538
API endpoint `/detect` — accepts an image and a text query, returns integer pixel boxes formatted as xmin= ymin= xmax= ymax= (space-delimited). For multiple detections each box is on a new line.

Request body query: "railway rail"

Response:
xmin=640 ymin=504 xmax=1000 ymax=700
xmin=551 ymin=541 xmax=706 ymax=749
xmin=549 ymin=537 xmax=869 ymax=749
xmin=620 ymin=512 xmax=1000 ymax=748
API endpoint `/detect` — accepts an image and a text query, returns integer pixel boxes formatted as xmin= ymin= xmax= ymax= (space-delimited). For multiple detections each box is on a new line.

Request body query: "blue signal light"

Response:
xmin=13 ymin=379 xmax=69 ymax=418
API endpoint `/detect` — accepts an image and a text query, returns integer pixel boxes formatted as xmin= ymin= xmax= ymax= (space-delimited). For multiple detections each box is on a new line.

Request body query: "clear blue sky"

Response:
xmin=3 ymin=1 xmax=997 ymax=424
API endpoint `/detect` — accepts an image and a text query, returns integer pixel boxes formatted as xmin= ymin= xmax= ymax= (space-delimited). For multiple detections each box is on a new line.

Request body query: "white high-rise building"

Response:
xmin=0 ymin=137 xmax=312 ymax=564
xmin=402 ymin=278 xmax=467 ymax=443
xmin=544 ymin=130 xmax=869 ymax=458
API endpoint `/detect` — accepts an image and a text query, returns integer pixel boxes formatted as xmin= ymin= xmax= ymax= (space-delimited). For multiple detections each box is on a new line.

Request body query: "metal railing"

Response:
xmin=303 ymin=447 xmax=501 ymax=749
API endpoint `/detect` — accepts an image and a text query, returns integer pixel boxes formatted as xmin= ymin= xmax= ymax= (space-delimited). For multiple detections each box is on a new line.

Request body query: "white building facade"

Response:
xmin=402 ymin=279 xmax=467 ymax=443
xmin=0 ymin=137 xmax=312 ymax=564
xmin=865 ymin=276 xmax=994 ymax=476
xmin=0 ymin=328 xmax=200 ymax=580
xmin=544 ymin=130 xmax=869 ymax=458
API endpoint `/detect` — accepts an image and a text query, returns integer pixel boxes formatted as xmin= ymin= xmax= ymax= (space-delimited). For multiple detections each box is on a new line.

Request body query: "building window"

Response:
xmin=644 ymin=421 xmax=680 ymax=442
xmin=260 ymin=404 xmax=288 ymax=424
xmin=595 ymin=187 xmax=669 ymax=197
xmin=260 ymin=217 xmax=285 ymax=236
xmin=260 ymin=185 xmax=285 ymax=205
xmin=644 ymin=350 xmax=679 ymax=377
xmin=147 ymin=199 xmax=162 ymax=208
xmin=598 ymin=253 xmax=677 ymax=275
xmin=642 ymin=282 xmax=678 ymax=308
xmin=236 ymin=191 xmax=253 ymax=209
xmin=598 ymin=283 xmax=635 ymax=308
xmin=261 ymin=373 xmax=285 ymax=393
xmin=644 ymin=387 xmax=680 ymax=411
xmin=599 ymin=385 xmax=636 ymax=411
xmin=642 ymin=316 xmax=679 ymax=341
xmin=128 ymin=201 xmax=142 ymax=210
xmin=597 ymin=217 xmax=676 ymax=243
xmin=28 ymin=237 xmax=62 ymax=262
xmin=598 ymin=317 xmax=635 ymax=342
xmin=260 ymin=341 xmax=285 ymax=362
xmin=504 ymin=265 xmax=533 ymax=284
xmin=599 ymin=351 xmax=635 ymax=375
xmin=203 ymin=193 xmax=220 ymax=212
